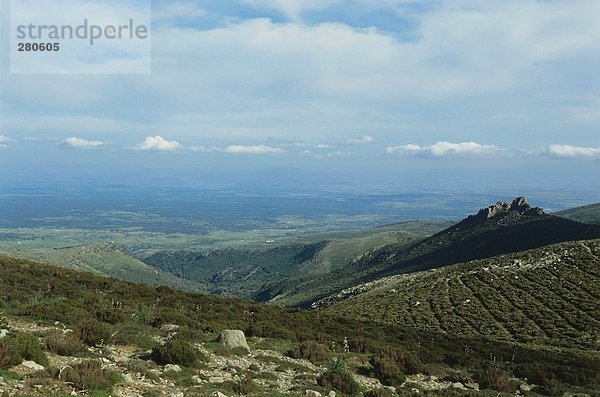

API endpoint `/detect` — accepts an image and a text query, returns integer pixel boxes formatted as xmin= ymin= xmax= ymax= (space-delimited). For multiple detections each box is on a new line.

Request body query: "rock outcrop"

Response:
xmin=467 ymin=196 xmax=545 ymax=224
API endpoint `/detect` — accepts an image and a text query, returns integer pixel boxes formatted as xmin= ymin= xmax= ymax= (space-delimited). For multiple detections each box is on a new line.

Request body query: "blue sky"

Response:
xmin=0 ymin=0 xmax=599 ymax=197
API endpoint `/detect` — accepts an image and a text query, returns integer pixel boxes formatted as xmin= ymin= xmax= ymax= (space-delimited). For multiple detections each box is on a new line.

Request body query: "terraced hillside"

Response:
xmin=322 ymin=239 xmax=600 ymax=350
xmin=257 ymin=197 xmax=600 ymax=307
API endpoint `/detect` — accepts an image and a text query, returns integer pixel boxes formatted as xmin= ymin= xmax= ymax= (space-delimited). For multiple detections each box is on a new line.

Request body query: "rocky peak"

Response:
xmin=467 ymin=196 xmax=545 ymax=223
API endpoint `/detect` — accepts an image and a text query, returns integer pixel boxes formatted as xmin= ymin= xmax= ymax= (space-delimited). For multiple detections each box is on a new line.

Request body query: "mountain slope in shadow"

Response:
xmin=257 ymin=197 xmax=600 ymax=307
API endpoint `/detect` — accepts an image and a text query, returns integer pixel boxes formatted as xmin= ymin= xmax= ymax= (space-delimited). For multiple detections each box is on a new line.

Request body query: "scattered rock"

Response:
xmin=452 ymin=382 xmax=466 ymax=389
xmin=0 ymin=329 xmax=8 ymax=339
xmin=520 ymin=384 xmax=531 ymax=392
xmin=213 ymin=392 xmax=228 ymax=397
xmin=328 ymin=392 xmax=336 ymax=397
xmin=209 ymin=376 xmax=225 ymax=384
xmin=21 ymin=361 xmax=45 ymax=371
xmin=165 ymin=364 xmax=182 ymax=373
xmin=169 ymin=392 xmax=184 ymax=397
xmin=123 ymin=373 xmax=134 ymax=384
xmin=217 ymin=330 xmax=250 ymax=352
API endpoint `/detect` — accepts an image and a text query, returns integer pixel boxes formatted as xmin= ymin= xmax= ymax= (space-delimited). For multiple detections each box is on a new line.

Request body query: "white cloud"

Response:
xmin=386 ymin=141 xmax=502 ymax=157
xmin=63 ymin=137 xmax=104 ymax=149
xmin=546 ymin=144 xmax=600 ymax=158
xmin=347 ymin=135 xmax=374 ymax=145
xmin=135 ymin=136 xmax=182 ymax=151
xmin=224 ymin=145 xmax=285 ymax=154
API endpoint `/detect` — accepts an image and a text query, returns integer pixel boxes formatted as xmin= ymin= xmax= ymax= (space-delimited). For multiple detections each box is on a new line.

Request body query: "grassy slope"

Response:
xmin=323 ymin=239 xmax=600 ymax=351
xmin=555 ymin=203 xmax=600 ymax=225
xmin=2 ymin=242 xmax=204 ymax=293
xmin=258 ymin=213 xmax=600 ymax=308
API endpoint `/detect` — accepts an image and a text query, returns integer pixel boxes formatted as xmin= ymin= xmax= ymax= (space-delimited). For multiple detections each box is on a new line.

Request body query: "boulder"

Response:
xmin=305 ymin=391 xmax=322 ymax=397
xmin=165 ymin=364 xmax=182 ymax=373
xmin=22 ymin=361 xmax=45 ymax=371
xmin=217 ymin=330 xmax=250 ymax=352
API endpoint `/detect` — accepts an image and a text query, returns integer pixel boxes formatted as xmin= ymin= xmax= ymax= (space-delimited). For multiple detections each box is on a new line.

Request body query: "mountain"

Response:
xmin=0 ymin=254 xmax=598 ymax=396
xmin=3 ymin=241 xmax=203 ymax=292
xmin=321 ymin=238 xmax=600 ymax=350
xmin=256 ymin=197 xmax=600 ymax=307
xmin=555 ymin=202 xmax=600 ymax=225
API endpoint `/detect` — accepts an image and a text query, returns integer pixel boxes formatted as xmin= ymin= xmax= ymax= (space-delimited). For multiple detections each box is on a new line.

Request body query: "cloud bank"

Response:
xmin=386 ymin=141 xmax=502 ymax=157
xmin=547 ymin=144 xmax=600 ymax=159
xmin=64 ymin=137 xmax=104 ymax=149
xmin=224 ymin=145 xmax=286 ymax=154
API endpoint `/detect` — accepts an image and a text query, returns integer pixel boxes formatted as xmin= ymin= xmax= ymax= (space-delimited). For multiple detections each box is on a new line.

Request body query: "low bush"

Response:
xmin=318 ymin=370 xmax=360 ymax=396
xmin=151 ymin=340 xmax=205 ymax=367
xmin=287 ymin=340 xmax=331 ymax=364
xmin=364 ymin=389 xmax=394 ymax=397
xmin=476 ymin=367 xmax=511 ymax=393
xmin=234 ymin=374 xmax=255 ymax=395
xmin=76 ymin=319 xmax=111 ymax=347
xmin=0 ymin=333 xmax=48 ymax=368
xmin=58 ymin=360 xmax=121 ymax=391
xmin=44 ymin=331 xmax=84 ymax=356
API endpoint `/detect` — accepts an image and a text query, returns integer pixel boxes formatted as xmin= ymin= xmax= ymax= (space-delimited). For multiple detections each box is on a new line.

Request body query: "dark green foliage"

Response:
xmin=57 ymin=360 xmax=120 ymax=391
xmin=44 ymin=331 xmax=84 ymax=356
xmin=151 ymin=340 xmax=205 ymax=367
xmin=0 ymin=332 xmax=48 ymax=368
xmin=76 ymin=319 xmax=110 ymax=346
xmin=287 ymin=340 xmax=331 ymax=364
xmin=476 ymin=367 xmax=511 ymax=393
xmin=369 ymin=355 xmax=406 ymax=388
xmin=246 ymin=322 xmax=297 ymax=341
xmin=318 ymin=369 xmax=360 ymax=396
xmin=0 ymin=340 xmax=19 ymax=369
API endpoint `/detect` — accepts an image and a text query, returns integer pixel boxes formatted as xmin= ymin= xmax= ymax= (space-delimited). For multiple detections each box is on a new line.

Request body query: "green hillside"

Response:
xmin=256 ymin=197 xmax=600 ymax=307
xmin=0 ymin=254 xmax=598 ymax=396
xmin=2 ymin=242 xmax=203 ymax=293
xmin=556 ymin=203 xmax=600 ymax=225
xmin=143 ymin=223 xmax=440 ymax=298
xmin=323 ymin=239 xmax=600 ymax=350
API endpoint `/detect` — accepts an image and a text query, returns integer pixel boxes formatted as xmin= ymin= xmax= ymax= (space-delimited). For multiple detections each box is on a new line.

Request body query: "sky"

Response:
xmin=0 ymin=0 xmax=599 ymax=198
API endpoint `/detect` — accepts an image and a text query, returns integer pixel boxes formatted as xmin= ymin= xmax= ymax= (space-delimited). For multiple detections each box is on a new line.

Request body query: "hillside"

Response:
xmin=256 ymin=197 xmax=600 ymax=307
xmin=0 ymin=255 xmax=598 ymax=396
xmin=2 ymin=242 xmax=203 ymax=293
xmin=321 ymin=239 xmax=600 ymax=351
xmin=556 ymin=202 xmax=600 ymax=225
xmin=142 ymin=223 xmax=441 ymax=298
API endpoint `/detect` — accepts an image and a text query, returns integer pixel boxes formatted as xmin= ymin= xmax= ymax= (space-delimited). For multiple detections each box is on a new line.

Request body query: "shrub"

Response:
xmin=234 ymin=374 xmax=255 ymax=395
xmin=318 ymin=370 xmax=361 ymax=396
xmin=369 ymin=355 xmax=406 ymax=388
xmin=151 ymin=340 xmax=205 ymax=367
xmin=476 ymin=367 xmax=511 ymax=393
xmin=8 ymin=333 xmax=48 ymax=367
xmin=76 ymin=319 xmax=111 ymax=346
xmin=287 ymin=340 xmax=331 ymax=364
xmin=58 ymin=360 xmax=121 ymax=391
xmin=0 ymin=340 xmax=19 ymax=369
xmin=44 ymin=331 xmax=84 ymax=356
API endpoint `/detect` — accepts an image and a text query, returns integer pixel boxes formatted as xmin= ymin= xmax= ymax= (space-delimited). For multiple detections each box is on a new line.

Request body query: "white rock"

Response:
xmin=328 ymin=392 xmax=336 ymax=397
xmin=169 ymin=393 xmax=184 ymax=397
xmin=209 ymin=376 xmax=225 ymax=384
xmin=217 ymin=330 xmax=250 ymax=352
xmin=520 ymin=384 xmax=531 ymax=392
xmin=213 ymin=392 xmax=228 ymax=397
xmin=123 ymin=373 xmax=134 ymax=384
xmin=165 ymin=364 xmax=182 ymax=373
xmin=305 ymin=391 xmax=322 ymax=397
xmin=161 ymin=324 xmax=180 ymax=332
xmin=0 ymin=329 xmax=8 ymax=339
xmin=22 ymin=361 xmax=45 ymax=371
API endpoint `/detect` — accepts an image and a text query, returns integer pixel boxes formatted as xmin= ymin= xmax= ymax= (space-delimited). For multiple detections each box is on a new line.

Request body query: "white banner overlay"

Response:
xmin=10 ymin=0 xmax=151 ymax=74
